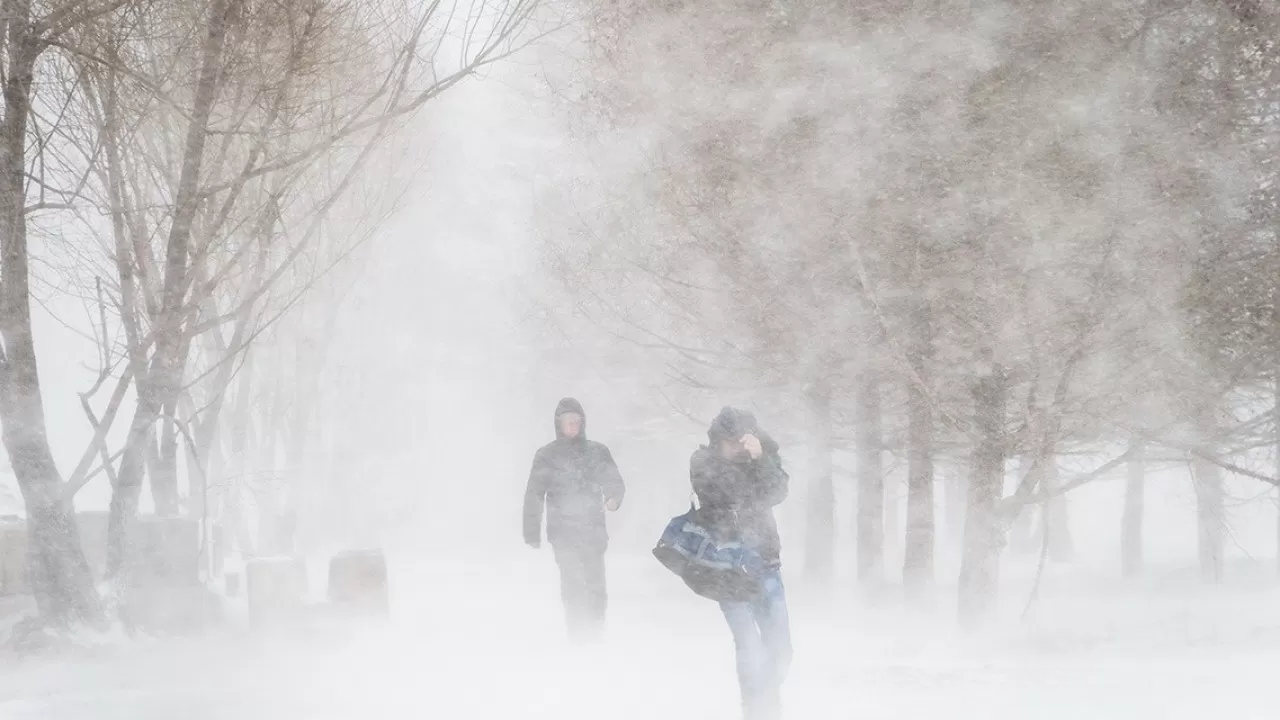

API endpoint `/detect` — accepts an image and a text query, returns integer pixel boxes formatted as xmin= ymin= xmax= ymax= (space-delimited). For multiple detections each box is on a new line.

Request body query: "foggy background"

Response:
xmin=1 ymin=1 xmax=1280 ymax=718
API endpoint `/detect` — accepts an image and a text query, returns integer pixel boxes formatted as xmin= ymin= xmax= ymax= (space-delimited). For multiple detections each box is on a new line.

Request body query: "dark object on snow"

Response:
xmin=328 ymin=549 xmax=389 ymax=617
xmin=653 ymin=503 xmax=767 ymax=602
xmin=691 ymin=407 xmax=789 ymax=567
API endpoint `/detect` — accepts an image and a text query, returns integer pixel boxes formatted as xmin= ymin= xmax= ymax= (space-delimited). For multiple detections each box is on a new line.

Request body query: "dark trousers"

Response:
xmin=551 ymin=543 xmax=607 ymax=640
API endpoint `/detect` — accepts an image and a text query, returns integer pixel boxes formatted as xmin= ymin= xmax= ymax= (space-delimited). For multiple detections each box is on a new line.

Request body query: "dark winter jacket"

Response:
xmin=523 ymin=398 xmax=626 ymax=552
xmin=690 ymin=407 xmax=789 ymax=567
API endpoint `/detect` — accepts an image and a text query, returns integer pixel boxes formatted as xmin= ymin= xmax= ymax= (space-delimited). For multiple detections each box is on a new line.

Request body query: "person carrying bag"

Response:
xmin=652 ymin=407 xmax=792 ymax=720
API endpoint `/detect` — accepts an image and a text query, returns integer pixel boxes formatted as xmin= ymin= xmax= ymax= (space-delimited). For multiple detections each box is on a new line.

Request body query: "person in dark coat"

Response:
xmin=691 ymin=406 xmax=791 ymax=720
xmin=523 ymin=398 xmax=625 ymax=640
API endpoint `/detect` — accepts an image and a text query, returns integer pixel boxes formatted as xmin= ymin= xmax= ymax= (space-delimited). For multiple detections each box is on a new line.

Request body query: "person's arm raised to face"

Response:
xmin=745 ymin=432 xmax=789 ymax=507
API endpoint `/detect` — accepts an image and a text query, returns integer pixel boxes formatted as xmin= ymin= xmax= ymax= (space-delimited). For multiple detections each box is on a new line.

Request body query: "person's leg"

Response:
xmin=720 ymin=599 xmax=766 ymax=717
xmin=752 ymin=571 xmax=792 ymax=719
xmin=552 ymin=544 xmax=589 ymax=638
xmin=581 ymin=547 xmax=608 ymax=636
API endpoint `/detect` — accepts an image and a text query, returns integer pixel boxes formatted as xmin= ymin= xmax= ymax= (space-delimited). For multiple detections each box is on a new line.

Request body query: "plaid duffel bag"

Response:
xmin=652 ymin=503 xmax=765 ymax=603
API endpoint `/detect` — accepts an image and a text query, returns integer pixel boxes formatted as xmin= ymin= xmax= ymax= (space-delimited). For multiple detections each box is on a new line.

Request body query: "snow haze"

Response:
xmin=2 ymin=2 xmax=1280 ymax=719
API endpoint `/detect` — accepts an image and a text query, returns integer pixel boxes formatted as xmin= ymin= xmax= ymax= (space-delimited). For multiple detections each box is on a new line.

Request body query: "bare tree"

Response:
xmin=0 ymin=0 xmax=144 ymax=628
xmin=902 ymin=296 xmax=935 ymax=594
xmin=0 ymin=0 xmax=540 ymax=626
xmin=854 ymin=353 xmax=884 ymax=586
xmin=65 ymin=0 xmax=539 ymax=597
xmin=803 ymin=375 xmax=835 ymax=583
xmin=541 ymin=0 xmax=1275 ymax=623
xmin=1122 ymin=435 xmax=1145 ymax=578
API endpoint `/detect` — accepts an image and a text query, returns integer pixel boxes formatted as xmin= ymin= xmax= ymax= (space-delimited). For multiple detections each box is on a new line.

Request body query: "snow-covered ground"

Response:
xmin=1 ymin=549 xmax=1276 ymax=719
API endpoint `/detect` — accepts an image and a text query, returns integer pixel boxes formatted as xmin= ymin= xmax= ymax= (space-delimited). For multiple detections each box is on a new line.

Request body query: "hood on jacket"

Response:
xmin=707 ymin=406 xmax=757 ymax=445
xmin=707 ymin=406 xmax=781 ymax=460
xmin=554 ymin=397 xmax=587 ymax=440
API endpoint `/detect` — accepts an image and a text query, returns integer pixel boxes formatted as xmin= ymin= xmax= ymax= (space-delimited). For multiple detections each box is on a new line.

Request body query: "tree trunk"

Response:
xmin=228 ymin=349 xmax=257 ymax=556
xmin=945 ymin=465 xmax=966 ymax=544
xmin=255 ymin=376 xmax=282 ymax=556
xmin=884 ymin=467 xmax=901 ymax=569
xmin=855 ymin=368 xmax=884 ymax=584
xmin=958 ymin=362 xmax=1007 ymax=624
xmin=1 ymin=327 xmax=100 ymax=627
xmin=1275 ymin=377 xmax=1280 ymax=576
xmin=902 ymin=311 xmax=935 ymax=592
xmin=147 ymin=400 xmax=181 ymax=517
xmin=190 ymin=372 xmax=231 ymax=514
xmin=1122 ymin=435 xmax=1145 ymax=578
xmin=1008 ymin=455 xmax=1039 ymax=555
xmin=106 ymin=401 xmax=155 ymax=582
xmin=180 ymin=396 xmax=205 ymax=520
xmin=184 ymin=209 xmax=271 ymax=522
xmin=1042 ymin=456 xmax=1074 ymax=562
xmin=0 ymin=25 xmax=99 ymax=626
xmin=1192 ymin=409 xmax=1225 ymax=583
xmin=257 ymin=353 xmax=300 ymax=557
xmin=804 ymin=377 xmax=835 ymax=584
xmin=155 ymin=397 xmax=181 ymax=516
xmin=105 ymin=0 xmax=240 ymax=586
xmin=145 ymin=424 xmax=160 ymax=505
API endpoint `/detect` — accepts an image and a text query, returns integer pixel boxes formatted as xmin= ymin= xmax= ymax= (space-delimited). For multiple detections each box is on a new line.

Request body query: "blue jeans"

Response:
xmin=719 ymin=570 xmax=792 ymax=720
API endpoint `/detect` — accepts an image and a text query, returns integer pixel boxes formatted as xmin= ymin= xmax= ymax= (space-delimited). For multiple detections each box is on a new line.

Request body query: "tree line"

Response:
xmin=0 ymin=0 xmax=538 ymax=630
xmin=530 ymin=0 xmax=1280 ymax=621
